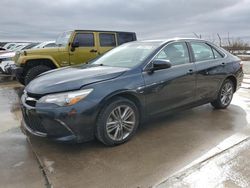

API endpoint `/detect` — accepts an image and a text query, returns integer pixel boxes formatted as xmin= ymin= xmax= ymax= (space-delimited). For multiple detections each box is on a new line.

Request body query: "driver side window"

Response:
xmin=155 ymin=42 xmax=190 ymax=66
xmin=73 ymin=33 xmax=95 ymax=47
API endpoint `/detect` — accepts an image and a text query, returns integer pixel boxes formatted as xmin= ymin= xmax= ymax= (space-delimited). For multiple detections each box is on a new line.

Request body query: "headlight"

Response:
xmin=38 ymin=89 xmax=93 ymax=106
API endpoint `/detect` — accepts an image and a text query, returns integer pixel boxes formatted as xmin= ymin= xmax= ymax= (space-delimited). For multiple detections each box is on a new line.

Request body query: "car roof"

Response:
xmin=73 ymin=30 xmax=136 ymax=34
xmin=141 ymin=38 xmax=208 ymax=44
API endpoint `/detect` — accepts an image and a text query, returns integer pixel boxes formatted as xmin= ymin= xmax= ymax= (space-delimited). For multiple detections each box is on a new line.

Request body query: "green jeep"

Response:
xmin=14 ymin=30 xmax=137 ymax=85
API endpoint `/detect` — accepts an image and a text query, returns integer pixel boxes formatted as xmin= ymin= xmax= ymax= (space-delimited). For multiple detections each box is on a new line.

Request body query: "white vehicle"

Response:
xmin=32 ymin=41 xmax=56 ymax=49
xmin=0 ymin=59 xmax=14 ymax=74
xmin=2 ymin=43 xmax=17 ymax=50
xmin=0 ymin=47 xmax=8 ymax=55
xmin=9 ymin=43 xmax=30 ymax=51
xmin=0 ymin=52 xmax=15 ymax=74
xmin=0 ymin=43 xmax=36 ymax=74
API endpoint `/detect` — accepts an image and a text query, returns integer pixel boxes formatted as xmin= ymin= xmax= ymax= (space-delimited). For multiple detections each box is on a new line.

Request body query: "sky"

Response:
xmin=1 ymin=0 xmax=250 ymax=43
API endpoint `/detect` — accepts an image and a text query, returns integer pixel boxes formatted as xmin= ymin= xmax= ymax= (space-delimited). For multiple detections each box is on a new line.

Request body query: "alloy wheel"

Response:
xmin=106 ymin=105 xmax=136 ymax=141
xmin=220 ymin=82 xmax=233 ymax=106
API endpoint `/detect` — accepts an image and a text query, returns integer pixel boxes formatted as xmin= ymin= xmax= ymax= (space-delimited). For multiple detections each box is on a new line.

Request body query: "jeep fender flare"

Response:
xmin=20 ymin=55 xmax=60 ymax=69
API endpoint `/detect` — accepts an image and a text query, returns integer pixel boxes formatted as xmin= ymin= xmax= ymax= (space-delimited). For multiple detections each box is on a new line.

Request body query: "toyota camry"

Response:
xmin=21 ymin=38 xmax=243 ymax=146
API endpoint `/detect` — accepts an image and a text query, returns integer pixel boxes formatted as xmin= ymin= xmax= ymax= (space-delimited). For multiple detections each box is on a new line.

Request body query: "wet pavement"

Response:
xmin=0 ymin=83 xmax=45 ymax=188
xmin=0 ymin=62 xmax=249 ymax=188
xmin=157 ymin=137 xmax=250 ymax=188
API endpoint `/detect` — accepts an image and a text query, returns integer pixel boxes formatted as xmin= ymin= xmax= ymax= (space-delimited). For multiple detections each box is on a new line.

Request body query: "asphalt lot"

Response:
xmin=0 ymin=62 xmax=249 ymax=188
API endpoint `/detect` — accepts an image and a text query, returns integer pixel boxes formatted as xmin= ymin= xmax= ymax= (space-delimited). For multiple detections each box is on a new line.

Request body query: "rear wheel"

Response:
xmin=211 ymin=79 xmax=234 ymax=109
xmin=96 ymin=97 xmax=139 ymax=146
xmin=24 ymin=65 xmax=51 ymax=85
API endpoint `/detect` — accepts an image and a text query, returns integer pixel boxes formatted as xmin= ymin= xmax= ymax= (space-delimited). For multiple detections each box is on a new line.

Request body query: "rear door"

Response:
xmin=189 ymin=41 xmax=226 ymax=101
xmin=69 ymin=32 xmax=98 ymax=65
xmin=97 ymin=32 xmax=117 ymax=55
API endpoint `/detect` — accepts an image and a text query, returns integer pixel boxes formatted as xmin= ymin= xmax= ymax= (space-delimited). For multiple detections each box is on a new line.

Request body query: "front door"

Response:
xmin=69 ymin=32 xmax=99 ymax=65
xmin=143 ymin=41 xmax=196 ymax=115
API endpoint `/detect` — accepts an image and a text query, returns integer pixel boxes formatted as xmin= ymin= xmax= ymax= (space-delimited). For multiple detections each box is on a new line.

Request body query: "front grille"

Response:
xmin=27 ymin=92 xmax=42 ymax=100
xmin=24 ymin=92 xmax=41 ymax=107
xmin=42 ymin=119 xmax=71 ymax=137
xmin=23 ymin=109 xmax=46 ymax=133
xmin=22 ymin=107 xmax=72 ymax=137
xmin=25 ymin=98 xmax=37 ymax=107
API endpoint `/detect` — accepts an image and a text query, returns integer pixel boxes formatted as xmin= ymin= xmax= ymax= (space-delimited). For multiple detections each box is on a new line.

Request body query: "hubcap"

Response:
xmin=220 ymin=82 xmax=233 ymax=106
xmin=106 ymin=105 xmax=136 ymax=141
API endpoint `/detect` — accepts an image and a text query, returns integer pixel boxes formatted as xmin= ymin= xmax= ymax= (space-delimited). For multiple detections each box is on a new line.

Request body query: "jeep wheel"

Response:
xmin=25 ymin=65 xmax=51 ymax=85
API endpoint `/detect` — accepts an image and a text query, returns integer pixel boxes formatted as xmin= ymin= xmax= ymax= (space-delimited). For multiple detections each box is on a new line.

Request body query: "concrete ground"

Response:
xmin=157 ymin=137 xmax=250 ymax=188
xmin=0 ymin=62 xmax=249 ymax=188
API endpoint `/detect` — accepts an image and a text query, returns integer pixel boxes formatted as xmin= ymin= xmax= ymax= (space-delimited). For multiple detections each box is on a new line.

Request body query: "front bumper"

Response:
xmin=21 ymin=119 xmax=78 ymax=142
xmin=20 ymin=93 xmax=98 ymax=143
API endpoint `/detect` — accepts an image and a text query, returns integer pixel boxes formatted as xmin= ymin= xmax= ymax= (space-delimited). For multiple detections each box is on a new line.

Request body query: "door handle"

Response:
xmin=90 ymin=49 xmax=97 ymax=53
xmin=187 ymin=69 xmax=194 ymax=75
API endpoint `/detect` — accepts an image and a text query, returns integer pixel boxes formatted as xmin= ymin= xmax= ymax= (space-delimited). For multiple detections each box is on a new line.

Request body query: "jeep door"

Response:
xmin=69 ymin=32 xmax=99 ymax=65
xmin=143 ymin=41 xmax=196 ymax=115
xmin=97 ymin=32 xmax=117 ymax=55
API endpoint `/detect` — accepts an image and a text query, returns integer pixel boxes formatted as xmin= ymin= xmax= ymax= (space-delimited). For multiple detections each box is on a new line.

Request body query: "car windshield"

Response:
xmin=56 ymin=31 xmax=72 ymax=47
xmin=91 ymin=41 xmax=162 ymax=68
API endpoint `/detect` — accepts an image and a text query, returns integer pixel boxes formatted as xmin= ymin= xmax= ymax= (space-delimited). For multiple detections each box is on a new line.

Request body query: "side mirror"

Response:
xmin=149 ymin=59 xmax=171 ymax=72
xmin=71 ymin=41 xmax=79 ymax=52
xmin=71 ymin=41 xmax=79 ymax=48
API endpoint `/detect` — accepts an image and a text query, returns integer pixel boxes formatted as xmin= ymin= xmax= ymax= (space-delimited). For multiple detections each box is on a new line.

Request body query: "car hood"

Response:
xmin=25 ymin=47 xmax=60 ymax=55
xmin=26 ymin=65 xmax=129 ymax=95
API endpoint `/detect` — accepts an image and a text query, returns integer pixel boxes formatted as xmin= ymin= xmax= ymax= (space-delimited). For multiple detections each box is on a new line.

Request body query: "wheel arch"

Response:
xmin=23 ymin=58 xmax=58 ymax=73
xmin=226 ymin=75 xmax=237 ymax=92
xmin=97 ymin=90 xmax=145 ymax=122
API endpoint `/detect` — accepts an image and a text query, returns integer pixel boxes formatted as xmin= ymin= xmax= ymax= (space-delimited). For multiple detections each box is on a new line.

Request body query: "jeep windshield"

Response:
xmin=56 ymin=31 xmax=72 ymax=47
xmin=91 ymin=41 xmax=161 ymax=68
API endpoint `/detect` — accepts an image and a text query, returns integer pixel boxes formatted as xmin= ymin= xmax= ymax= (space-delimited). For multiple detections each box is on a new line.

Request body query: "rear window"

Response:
xmin=212 ymin=48 xmax=224 ymax=59
xmin=118 ymin=33 xmax=135 ymax=45
xmin=99 ymin=33 xmax=116 ymax=47
xmin=190 ymin=42 xmax=214 ymax=61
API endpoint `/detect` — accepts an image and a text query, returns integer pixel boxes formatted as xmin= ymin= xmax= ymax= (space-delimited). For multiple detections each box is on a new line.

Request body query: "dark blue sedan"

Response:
xmin=21 ymin=38 xmax=243 ymax=146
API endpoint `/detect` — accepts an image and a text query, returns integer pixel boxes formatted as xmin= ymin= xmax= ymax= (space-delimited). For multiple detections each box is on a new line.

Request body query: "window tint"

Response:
xmin=155 ymin=42 xmax=190 ymax=66
xmin=73 ymin=33 xmax=94 ymax=47
xmin=212 ymin=48 xmax=223 ymax=59
xmin=118 ymin=33 xmax=135 ymax=45
xmin=99 ymin=33 xmax=116 ymax=46
xmin=191 ymin=42 xmax=214 ymax=61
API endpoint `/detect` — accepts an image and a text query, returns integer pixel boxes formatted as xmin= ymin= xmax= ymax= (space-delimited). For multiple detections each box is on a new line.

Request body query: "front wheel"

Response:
xmin=211 ymin=79 xmax=234 ymax=109
xmin=96 ymin=97 xmax=139 ymax=146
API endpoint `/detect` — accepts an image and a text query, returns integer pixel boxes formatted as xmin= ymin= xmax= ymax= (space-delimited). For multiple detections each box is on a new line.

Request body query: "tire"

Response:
xmin=18 ymin=77 xmax=25 ymax=85
xmin=96 ymin=97 xmax=139 ymax=146
xmin=211 ymin=79 xmax=234 ymax=109
xmin=24 ymin=65 xmax=51 ymax=85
